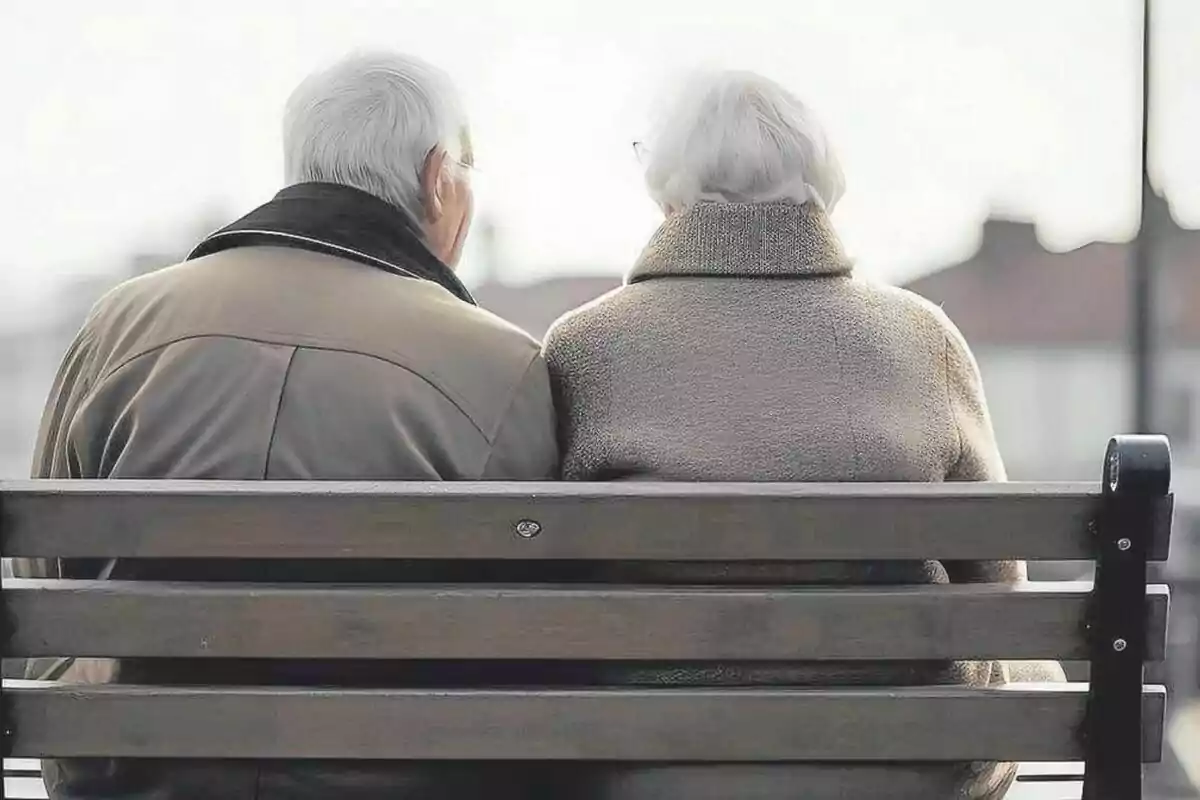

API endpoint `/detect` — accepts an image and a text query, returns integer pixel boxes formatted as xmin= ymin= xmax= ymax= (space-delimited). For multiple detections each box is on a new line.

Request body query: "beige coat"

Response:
xmin=544 ymin=200 xmax=1060 ymax=800
xmin=33 ymin=245 xmax=556 ymax=487
xmin=22 ymin=240 xmax=558 ymax=799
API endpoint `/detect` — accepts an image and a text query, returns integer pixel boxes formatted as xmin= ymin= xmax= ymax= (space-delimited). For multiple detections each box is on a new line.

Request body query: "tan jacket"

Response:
xmin=25 ymin=184 xmax=557 ymax=688
xmin=544 ymin=200 xmax=1058 ymax=800
xmin=23 ymin=239 xmax=558 ymax=800
xmin=34 ymin=245 xmax=555 ymax=486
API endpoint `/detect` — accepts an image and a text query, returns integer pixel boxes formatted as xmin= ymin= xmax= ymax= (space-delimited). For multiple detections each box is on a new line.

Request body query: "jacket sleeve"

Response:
xmin=16 ymin=325 xmax=105 ymax=587
xmin=15 ymin=321 xmax=114 ymax=682
xmin=939 ymin=314 xmax=1027 ymax=584
xmin=30 ymin=327 xmax=99 ymax=482
xmin=480 ymin=353 xmax=559 ymax=479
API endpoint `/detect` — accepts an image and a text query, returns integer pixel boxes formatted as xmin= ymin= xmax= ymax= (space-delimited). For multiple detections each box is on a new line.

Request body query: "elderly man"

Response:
xmin=24 ymin=52 xmax=556 ymax=800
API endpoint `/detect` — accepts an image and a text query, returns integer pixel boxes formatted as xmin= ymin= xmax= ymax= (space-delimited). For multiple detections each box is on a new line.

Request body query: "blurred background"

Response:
xmin=1 ymin=0 xmax=1198 ymax=794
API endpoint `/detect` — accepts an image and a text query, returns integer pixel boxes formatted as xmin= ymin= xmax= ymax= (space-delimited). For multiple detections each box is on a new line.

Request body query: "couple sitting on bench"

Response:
xmin=18 ymin=51 xmax=1067 ymax=799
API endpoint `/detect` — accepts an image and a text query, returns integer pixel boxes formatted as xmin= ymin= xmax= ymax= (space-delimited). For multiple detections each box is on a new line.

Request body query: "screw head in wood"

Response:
xmin=515 ymin=519 xmax=542 ymax=538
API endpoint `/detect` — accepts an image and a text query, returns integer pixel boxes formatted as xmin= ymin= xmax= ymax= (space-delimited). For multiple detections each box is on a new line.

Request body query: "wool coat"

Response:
xmin=544 ymin=199 xmax=1064 ymax=800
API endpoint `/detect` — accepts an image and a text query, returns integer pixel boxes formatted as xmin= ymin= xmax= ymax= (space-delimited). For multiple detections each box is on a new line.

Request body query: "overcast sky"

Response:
xmin=2 ymin=0 xmax=1198 ymax=318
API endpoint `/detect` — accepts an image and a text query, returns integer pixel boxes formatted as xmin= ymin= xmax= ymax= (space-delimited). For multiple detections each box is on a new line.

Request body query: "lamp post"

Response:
xmin=1132 ymin=0 xmax=1156 ymax=434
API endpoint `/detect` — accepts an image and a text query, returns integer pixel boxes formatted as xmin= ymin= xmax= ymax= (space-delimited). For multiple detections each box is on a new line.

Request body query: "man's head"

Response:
xmin=283 ymin=52 xmax=474 ymax=267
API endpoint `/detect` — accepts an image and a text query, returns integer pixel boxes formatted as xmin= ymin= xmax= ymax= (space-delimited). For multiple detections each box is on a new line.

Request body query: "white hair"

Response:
xmin=283 ymin=52 xmax=467 ymax=222
xmin=642 ymin=70 xmax=845 ymax=213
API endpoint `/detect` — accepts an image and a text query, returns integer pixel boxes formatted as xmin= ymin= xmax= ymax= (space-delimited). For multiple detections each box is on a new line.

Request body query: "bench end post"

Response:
xmin=1 ymin=489 xmax=7 ymax=800
xmin=1082 ymin=434 xmax=1170 ymax=800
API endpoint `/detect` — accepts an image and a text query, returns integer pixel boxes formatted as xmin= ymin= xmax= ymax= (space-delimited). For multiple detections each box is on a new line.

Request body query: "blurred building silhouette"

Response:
xmin=907 ymin=194 xmax=1198 ymax=487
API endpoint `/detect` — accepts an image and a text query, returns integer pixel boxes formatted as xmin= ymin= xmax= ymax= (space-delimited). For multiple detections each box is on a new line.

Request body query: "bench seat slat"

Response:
xmin=3 ymin=681 xmax=1164 ymax=763
xmin=0 ymin=762 xmax=1093 ymax=800
xmin=3 ymin=776 xmax=47 ymax=799
xmin=0 ymin=480 xmax=1173 ymax=561
xmin=4 ymin=580 xmax=1170 ymax=661
xmin=1006 ymin=783 xmax=1082 ymax=800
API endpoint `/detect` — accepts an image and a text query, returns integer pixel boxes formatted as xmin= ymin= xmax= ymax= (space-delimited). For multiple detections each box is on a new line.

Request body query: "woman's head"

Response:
xmin=640 ymin=70 xmax=845 ymax=215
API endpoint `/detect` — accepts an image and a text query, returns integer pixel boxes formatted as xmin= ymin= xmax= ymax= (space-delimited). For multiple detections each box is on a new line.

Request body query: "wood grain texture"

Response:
xmin=0 ymin=480 xmax=1174 ymax=561
xmin=4 ymin=580 xmax=1170 ymax=661
xmin=2 ymin=681 xmax=1165 ymax=762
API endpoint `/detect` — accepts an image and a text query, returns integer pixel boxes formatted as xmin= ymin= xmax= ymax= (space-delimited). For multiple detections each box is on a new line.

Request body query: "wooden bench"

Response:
xmin=0 ymin=435 xmax=1175 ymax=800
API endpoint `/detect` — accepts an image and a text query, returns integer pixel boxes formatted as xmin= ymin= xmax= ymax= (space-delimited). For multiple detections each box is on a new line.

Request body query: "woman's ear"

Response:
xmin=420 ymin=147 xmax=448 ymax=223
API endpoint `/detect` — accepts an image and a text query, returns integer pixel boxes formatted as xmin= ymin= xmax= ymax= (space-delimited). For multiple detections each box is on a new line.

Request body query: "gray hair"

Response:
xmin=642 ymin=70 xmax=845 ymax=213
xmin=283 ymin=52 xmax=467 ymax=222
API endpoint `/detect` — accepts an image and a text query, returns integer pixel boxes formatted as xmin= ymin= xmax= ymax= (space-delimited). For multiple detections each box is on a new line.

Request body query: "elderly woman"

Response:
xmin=544 ymin=70 xmax=1062 ymax=800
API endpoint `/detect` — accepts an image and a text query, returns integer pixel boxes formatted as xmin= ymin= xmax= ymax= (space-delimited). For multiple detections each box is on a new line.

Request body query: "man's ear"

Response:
xmin=420 ymin=147 xmax=448 ymax=223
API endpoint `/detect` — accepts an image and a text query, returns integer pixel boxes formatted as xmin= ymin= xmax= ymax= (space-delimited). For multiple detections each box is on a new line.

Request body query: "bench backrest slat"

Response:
xmin=0 ymin=480 xmax=1175 ymax=561
xmin=2 ymin=682 xmax=1167 ymax=763
xmin=4 ymin=579 xmax=1171 ymax=662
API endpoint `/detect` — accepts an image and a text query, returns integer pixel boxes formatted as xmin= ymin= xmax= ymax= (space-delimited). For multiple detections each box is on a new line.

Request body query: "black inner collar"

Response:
xmin=189 ymin=182 xmax=475 ymax=305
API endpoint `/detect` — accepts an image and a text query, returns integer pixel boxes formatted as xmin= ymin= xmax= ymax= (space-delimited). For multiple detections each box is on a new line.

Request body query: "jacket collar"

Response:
xmin=188 ymin=182 xmax=476 ymax=305
xmin=627 ymin=200 xmax=852 ymax=284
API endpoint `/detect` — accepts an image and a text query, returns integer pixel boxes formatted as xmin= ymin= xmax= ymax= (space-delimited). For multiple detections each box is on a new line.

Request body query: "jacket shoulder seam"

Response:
xmin=91 ymin=333 xmax=491 ymax=439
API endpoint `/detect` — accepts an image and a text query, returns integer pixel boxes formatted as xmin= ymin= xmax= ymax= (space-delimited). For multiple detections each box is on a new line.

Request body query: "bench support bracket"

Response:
xmin=1082 ymin=434 xmax=1170 ymax=800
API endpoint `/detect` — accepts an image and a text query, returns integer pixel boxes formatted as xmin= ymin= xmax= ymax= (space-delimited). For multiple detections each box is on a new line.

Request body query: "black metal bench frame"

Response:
xmin=1083 ymin=436 xmax=1172 ymax=798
